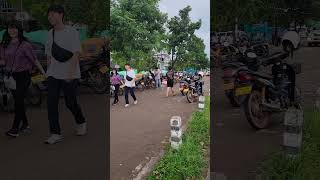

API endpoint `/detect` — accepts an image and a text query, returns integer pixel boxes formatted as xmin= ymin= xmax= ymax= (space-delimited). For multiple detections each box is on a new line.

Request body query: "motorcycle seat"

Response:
xmin=251 ymin=71 xmax=273 ymax=79
xmin=222 ymin=62 xmax=246 ymax=69
xmin=260 ymin=52 xmax=289 ymax=66
xmin=80 ymin=59 xmax=97 ymax=66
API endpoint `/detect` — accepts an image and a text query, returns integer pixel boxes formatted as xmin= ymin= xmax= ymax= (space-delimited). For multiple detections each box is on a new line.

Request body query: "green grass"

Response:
xmin=260 ymin=107 xmax=320 ymax=180
xmin=147 ymin=97 xmax=210 ymax=180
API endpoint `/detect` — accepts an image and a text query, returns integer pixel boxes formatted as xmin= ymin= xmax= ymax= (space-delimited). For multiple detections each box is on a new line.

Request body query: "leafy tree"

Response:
xmin=187 ymin=35 xmax=209 ymax=70
xmin=110 ymin=0 xmax=167 ymax=70
xmin=167 ymin=6 xmax=202 ymax=69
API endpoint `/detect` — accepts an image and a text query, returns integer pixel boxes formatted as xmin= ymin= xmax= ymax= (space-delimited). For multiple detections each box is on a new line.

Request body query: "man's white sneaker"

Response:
xmin=76 ymin=123 xmax=88 ymax=136
xmin=44 ymin=134 xmax=64 ymax=144
xmin=125 ymin=104 xmax=130 ymax=108
xmin=134 ymin=100 xmax=138 ymax=105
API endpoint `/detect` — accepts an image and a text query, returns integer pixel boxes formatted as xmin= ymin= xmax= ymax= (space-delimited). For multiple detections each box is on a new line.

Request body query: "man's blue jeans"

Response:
xmin=155 ymin=79 xmax=161 ymax=88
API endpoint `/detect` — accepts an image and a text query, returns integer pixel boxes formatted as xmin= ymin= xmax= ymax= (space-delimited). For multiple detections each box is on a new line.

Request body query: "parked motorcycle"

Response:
xmin=185 ymin=76 xmax=204 ymax=103
xmin=135 ymin=77 xmax=145 ymax=91
xmin=247 ymin=42 xmax=269 ymax=58
xmin=234 ymin=52 xmax=301 ymax=129
xmin=222 ymin=52 xmax=261 ymax=107
xmin=144 ymin=74 xmax=156 ymax=89
xmin=26 ymin=72 xmax=45 ymax=106
xmin=179 ymin=76 xmax=192 ymax=96
xmin=0 ymin=66 xmax=44 ymax=111
xmin=80 ymin=57 xmax=109 ymax=94
xmin=110 ymin=84 xmax=124 ymax=97
xmin=0 ymin=66 xmax=14 ymax=112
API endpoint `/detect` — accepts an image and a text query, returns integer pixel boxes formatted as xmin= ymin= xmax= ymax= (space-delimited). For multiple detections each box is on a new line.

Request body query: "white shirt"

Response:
xmin=45 ymin=25 xmax=81 ymax=80
xmin=125 ymin=69 xmax=135 ymax=87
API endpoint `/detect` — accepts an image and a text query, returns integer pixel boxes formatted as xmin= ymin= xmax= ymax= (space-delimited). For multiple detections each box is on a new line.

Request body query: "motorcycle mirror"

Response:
xmin=247 ymin=52 xmax=257 ymax=58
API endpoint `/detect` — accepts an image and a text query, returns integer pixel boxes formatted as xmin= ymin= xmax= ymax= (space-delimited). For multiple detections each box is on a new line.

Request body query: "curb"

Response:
xmin=205 ymin=169 xmax=210 ymax=180
xmin=211 ymin=172 xmax=228 ymax=180
xmin=132 ymin=150 xmax=165 ymax=180
xmin=132 ymin=124 xmax=188 ymax=180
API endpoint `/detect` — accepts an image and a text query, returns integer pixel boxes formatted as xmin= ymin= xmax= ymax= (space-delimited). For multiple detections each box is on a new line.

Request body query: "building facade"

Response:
xmin=153 ymin=51 xmax=171 ymax=71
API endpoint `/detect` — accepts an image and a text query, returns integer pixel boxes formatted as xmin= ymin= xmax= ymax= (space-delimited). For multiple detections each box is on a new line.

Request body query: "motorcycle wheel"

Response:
xmin=244 ymin=90 xmax=271 ymax=129
xmin=186 ymin=90 xmax=195 ymax=103
xmin=25 ymin=84 xmax=42 ymax=106
xmin=151 ymin=82 xmax=156 ymax=89
xmin=225 ymin=87 xmax=247 ymax=107
xmin=225 ymin=90 xmax=241 ymax=107
xmin=89 ymin=69 xmax=108 ymax=94
xmin=137 ymin=83 xmax=145 ymax=91
xmin=1 ymin=90 xmax=15 ymax=113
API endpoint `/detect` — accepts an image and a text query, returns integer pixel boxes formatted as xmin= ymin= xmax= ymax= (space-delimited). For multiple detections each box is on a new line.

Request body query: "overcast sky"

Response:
xmin=159 ymin=0 xmax=210 ymax=57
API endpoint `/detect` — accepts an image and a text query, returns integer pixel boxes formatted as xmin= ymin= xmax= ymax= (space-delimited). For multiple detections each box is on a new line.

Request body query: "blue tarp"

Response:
xmin=0 ymin=28 xmax=106 ymax=44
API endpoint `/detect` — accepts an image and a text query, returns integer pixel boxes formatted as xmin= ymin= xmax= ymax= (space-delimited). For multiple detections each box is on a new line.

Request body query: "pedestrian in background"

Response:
xmin=154 ymin=67 xmax=161 ymax=88
xmin=124 ymin=63 xmax=137 ymax=107
xmin=166 ymin=66 xmax=175 ymax=97
xmin=111 ymin=68 xmax=122 ymax=105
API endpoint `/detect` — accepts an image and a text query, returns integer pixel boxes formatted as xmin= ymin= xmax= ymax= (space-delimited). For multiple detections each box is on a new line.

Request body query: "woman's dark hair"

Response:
xmin=1 ymin=21 xmax=28 ymax=48
xmin=111 ymin=68 xmax=118 ymax=76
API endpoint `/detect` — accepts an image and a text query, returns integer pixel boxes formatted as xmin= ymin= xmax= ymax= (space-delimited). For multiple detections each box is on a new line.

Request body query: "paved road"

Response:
xmin=0 ymin=87 xmax=108 ymax=180
xmin=111 ymin=77 xmax=210 ymax=180
xmin=212 ymin=47 xmax=320 ymax=179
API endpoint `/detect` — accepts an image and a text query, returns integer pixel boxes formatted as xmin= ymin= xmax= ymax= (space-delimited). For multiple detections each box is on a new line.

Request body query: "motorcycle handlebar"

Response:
xmin=260 ymin=52 xmax=289 ymax=66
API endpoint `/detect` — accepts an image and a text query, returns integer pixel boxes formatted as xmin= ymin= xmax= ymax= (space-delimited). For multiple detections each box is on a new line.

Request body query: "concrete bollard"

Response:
xmin=170 ymin=116 xmax=182 ymax=150
xmin=198 ymin=96 xmax=205 ymax=112
xmin=283 ymin=107 xmax=304 ymax=157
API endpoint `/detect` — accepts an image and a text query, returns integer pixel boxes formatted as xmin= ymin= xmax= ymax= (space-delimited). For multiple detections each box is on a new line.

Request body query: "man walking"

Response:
xmin=154 ymin=67 xmax=161 ymax=89
xmin=124 ymin=63 xmax=137 ymax=108
xmin=44 ymin=4 xmax=86 ymax=144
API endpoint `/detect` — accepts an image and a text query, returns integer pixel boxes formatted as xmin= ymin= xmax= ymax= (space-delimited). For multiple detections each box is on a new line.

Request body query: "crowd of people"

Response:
xmin=0 ymin=4 xmax=87 ymax=144
xmin=110 ymin=65 xmax=178 ymax=107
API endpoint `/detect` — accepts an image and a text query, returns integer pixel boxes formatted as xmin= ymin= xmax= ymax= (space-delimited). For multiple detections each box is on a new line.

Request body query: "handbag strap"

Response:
xmin=52 ymin=29 xmax=55 ymax=43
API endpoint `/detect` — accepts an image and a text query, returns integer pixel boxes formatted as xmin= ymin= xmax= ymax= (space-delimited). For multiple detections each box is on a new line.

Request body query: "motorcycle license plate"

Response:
xmin=99 ymin=66 xmax=108 ymax=74
xmin=235 ymin=86 xmax=252 ymax=96
xmin=223 ymin=82 xmax=234 ymax=90
xmin=31 ymin=74 xmax=46 ymax=84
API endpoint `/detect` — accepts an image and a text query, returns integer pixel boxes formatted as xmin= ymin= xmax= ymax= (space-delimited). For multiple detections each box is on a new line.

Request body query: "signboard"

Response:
xmin=15 ymin=12 xmax=29 ymax=21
